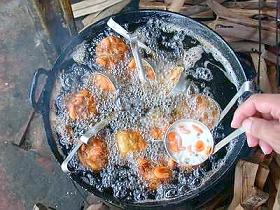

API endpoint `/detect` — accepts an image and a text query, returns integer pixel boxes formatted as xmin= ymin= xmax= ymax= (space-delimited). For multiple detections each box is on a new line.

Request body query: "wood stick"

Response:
xmin=73 ymin=0 xmax=123 ymax=18
xmin=255 ymin=164 xmax=270 ymax=190
xmin=229 ymin=160 xmax=259 ymax=210
xmin=251 ymin=53 xmax=272 ymax=93
xmin=207 ymin=0 xmax=276 ymax=31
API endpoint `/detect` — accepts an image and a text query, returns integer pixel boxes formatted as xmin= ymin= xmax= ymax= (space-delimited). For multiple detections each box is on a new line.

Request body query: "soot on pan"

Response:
xmin=54 ymin=18 xmax=237 ymax=202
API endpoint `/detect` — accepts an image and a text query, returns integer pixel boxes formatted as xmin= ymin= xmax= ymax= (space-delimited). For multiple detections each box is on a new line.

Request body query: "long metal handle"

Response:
xmin=107 ymin=18 xmax=152 ymax=53
xmin=130 ymin=35 xmax=146 ymax=82
xmin=217 ymin=81 xmax=253 ymax=125
xmin=61 ymin=141 xmax=83 ymax=173
xmin=61 ymin=117 xmax=112 ymax=173
xmin=213 ymin=127 xmax=245 ymax=154
xmin=80 ymin=117 xmax=112 ymax=144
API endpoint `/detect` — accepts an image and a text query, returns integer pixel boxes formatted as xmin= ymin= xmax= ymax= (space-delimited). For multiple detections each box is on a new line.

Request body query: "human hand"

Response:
xmin=231 ymin=94 xmax=280 ymax=154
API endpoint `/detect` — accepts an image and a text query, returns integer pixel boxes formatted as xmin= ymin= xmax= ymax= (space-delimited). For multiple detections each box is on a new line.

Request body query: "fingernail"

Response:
xmin=262 ymin=147 xmax=273 ymax=155
xmin=260 ymin=143 xmax=273 ymax=155
xmin=242 ymin=119 xmax=252 ymax=133
xmin=231 ymin=119 xmax=238 ymax=128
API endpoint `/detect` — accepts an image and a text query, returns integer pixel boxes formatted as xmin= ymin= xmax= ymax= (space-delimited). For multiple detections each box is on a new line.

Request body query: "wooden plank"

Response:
xmin=207 ymin=0 xmax=276 ymax=31
xmin=212 ymin=20 xmax=278 ymax=46
xmin=255 ymin=164 xmax=270 ymax=190
xmin=72 ymin=0 xmax=106 ymax=11
xmin=251 ymin=53 xmax=272 ymax=93
xmin=242 ymin=187 xmax=269 ymax=209
xmin=81 ymin=0 xmax=131 ymax=28
xmin=73 ymin=0 xmax=123 ymax=18
xmin=229 ymin=160 xmax=259 ymax=210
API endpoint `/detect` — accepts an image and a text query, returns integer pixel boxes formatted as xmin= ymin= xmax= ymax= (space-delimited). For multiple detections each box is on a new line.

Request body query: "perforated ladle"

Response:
xmin=163 ymin=80 xmax=254 ymax=166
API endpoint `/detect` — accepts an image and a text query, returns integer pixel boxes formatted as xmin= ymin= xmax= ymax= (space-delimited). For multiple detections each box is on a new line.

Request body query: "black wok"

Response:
xmin=29 ymin=10 xmax=252 ymax=209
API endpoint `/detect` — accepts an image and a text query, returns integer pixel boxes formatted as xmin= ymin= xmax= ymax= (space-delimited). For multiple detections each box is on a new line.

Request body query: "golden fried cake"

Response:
xmin=78 ymin=137 xmax=108 ymax=171
xmin=137 ymin=158 xmax=172 ymax=190
xmin=116 ymin=130 xmax=147 ymax=156
xmin=66 ymin=89 xmax=97 ymax=120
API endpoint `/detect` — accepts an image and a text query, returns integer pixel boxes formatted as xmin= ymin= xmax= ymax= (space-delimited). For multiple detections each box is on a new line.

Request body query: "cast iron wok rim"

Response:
xmin=42 ymin=9 xmax=248 ymax=208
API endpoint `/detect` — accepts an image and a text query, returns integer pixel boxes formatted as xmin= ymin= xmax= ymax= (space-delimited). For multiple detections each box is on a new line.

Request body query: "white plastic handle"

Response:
xmin=217 ymin=81 xmax=254 ymax=125
xmin=213 ymin=127 xmax=245 ymax=154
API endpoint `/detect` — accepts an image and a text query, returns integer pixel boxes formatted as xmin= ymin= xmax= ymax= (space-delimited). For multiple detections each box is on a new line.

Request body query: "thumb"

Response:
xmin=242 ymin=117 xmax=280 ymax=145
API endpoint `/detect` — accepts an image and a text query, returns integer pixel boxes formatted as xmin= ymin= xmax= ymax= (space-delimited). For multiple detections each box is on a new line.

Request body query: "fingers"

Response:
xmin=258 ymin=141 xmax=273 ymax=154
xmin=246 ymin=133 xmax=258 ymax=147
xmin=242 ymin=117 xmax=280 ymax=151
xmin=246 ymin=133 xmax=272 ymax=154
xmin=231 ymin=94 xmax=280 ymax=128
